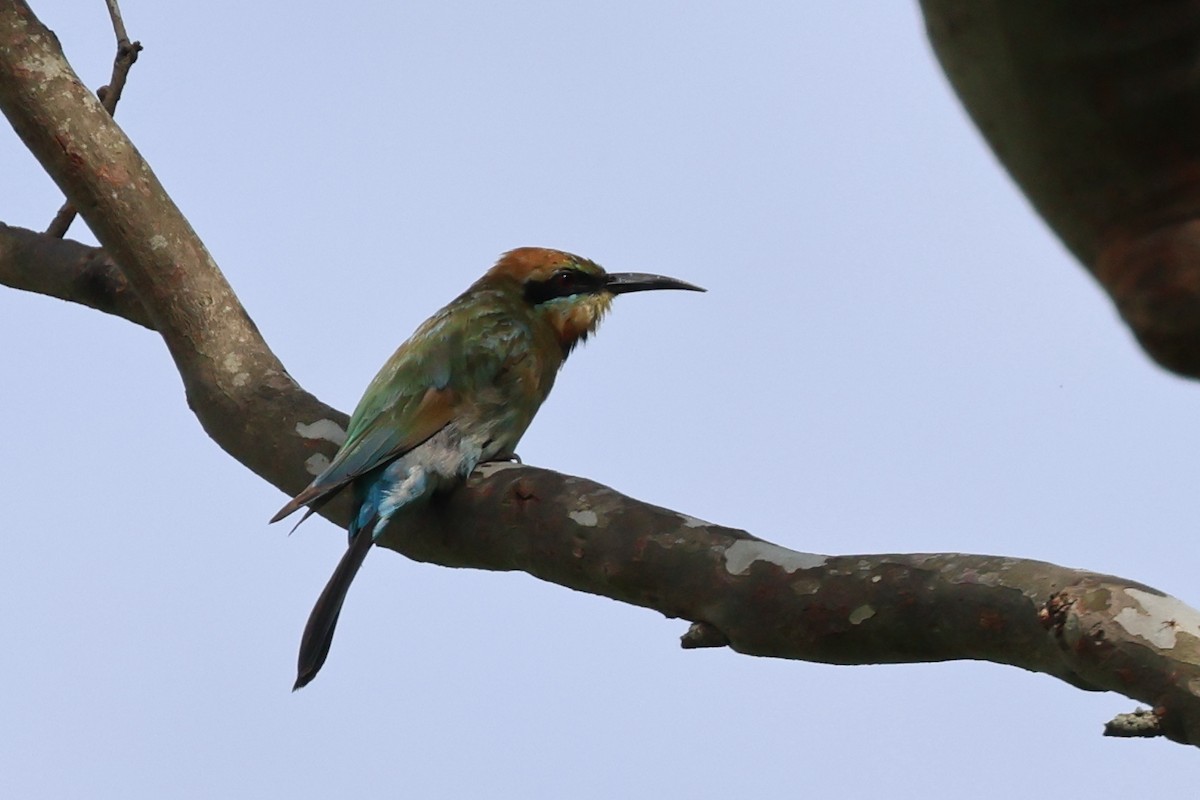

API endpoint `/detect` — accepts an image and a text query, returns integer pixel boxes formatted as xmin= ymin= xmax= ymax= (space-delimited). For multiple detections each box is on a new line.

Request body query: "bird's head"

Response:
xmin=483 ymin=247 xmax=705 ymax=354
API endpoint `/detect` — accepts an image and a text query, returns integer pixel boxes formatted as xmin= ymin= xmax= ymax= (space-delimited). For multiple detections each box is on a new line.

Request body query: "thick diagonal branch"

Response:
xmin=3 ymin=0 xmax=1200 ymax=748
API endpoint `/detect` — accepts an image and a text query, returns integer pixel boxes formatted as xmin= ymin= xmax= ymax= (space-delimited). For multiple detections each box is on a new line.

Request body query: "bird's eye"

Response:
xmin=524 ymin=269 xmax=594 ymax=306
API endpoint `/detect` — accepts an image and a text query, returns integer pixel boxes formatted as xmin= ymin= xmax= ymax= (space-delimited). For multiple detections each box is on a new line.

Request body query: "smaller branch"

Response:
xmin=0 ymin=223 xmax=152 ymax=328
xmin=44 ymin=208 xmax=76 ymax=239
xmin=105 ymin=0 xmax=130 ymax=43
xmin=46 ymin=0 xmax=142 ymax=239
xmin=46 ymin=199 xmax=84 ymax=240
xmin=1105 ymin=708 xmax=1163 ymax=739
xmin=680 ymin=621 xmax=730 ymax=649
xmin=96 ymin=26 xmax=142 ymax=115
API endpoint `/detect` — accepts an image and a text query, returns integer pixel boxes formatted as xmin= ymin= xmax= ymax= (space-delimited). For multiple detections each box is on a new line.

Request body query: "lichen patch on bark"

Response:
xmin=295 ymin=418 xmax=346 ymax=446
xmin=723 ymin=540 xmax=827 ymax=576
xmin=1114 ymin=588 xmax=1200 ymax=651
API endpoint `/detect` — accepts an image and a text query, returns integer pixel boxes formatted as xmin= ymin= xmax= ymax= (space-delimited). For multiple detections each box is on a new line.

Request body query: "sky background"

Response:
xmin=3 ymin=1 xmax=1198 ymax=796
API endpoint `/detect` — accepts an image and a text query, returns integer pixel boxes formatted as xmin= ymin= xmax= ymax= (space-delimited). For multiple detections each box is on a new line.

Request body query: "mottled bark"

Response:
xmin=3 ymin=0 xmax=1200 ymax=747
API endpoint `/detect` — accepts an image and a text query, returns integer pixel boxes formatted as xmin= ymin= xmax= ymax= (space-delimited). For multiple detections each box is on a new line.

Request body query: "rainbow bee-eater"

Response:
xmin=271 ymin=247 xmax=704 ymax=689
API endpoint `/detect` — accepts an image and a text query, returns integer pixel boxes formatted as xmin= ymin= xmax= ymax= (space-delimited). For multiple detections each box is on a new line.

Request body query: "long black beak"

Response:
xmin=605 ymin=272 xmax=706 ymax=295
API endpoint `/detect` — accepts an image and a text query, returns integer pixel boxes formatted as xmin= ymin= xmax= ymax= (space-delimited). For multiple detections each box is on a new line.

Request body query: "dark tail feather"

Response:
xmin=293 ymin=529 xmax=374 ymax=690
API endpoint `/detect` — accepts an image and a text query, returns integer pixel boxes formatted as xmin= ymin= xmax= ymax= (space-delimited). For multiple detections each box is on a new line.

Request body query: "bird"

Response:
xmin=271 ymin=247 xmax=704 ymax=689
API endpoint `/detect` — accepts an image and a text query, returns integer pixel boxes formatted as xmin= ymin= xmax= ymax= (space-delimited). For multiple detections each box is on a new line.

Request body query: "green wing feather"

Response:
xmin=270 ymin=307 xmax=464 ymax=523
xmin=270 ymin=291 xmax=541 ymax=524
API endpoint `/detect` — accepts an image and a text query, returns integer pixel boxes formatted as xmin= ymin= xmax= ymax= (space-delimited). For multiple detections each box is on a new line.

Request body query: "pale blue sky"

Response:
xmin=3 ymin=2 xmax=1197 ymax=796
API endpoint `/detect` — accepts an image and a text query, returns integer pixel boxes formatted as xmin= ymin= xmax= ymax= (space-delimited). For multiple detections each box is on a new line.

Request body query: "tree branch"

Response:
xmin=921 ymin=0 xmax=1200 ymax=378
xmin=103 ymin=0 xmax=131 ymax=44
xmin=0 ymin=222 xmax=151 ymax=327
xmin=4 ymin=0 xmax=1200 ymax=747
xmin=396 ymin=463 xmax=1200 ymax=747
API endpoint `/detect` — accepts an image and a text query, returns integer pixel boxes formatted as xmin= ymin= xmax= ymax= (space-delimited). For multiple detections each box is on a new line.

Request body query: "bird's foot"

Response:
xmin=473 ymin=452 xmax=524 ymax=480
